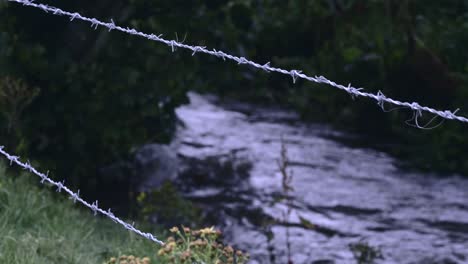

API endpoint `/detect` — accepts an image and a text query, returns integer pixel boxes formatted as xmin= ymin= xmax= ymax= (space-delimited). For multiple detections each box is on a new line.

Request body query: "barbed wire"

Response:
xmin=8 ymin=0 xmax=468 ymax=126
xmin=0 ymin=146 xmax=165 ymax=245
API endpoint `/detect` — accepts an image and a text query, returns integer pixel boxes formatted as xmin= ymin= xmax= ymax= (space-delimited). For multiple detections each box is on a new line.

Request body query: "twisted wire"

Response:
xmin=0 ymin=146 xmax=165 ymax=245
xmin=7 ymin=0 xmax=468 ymax=125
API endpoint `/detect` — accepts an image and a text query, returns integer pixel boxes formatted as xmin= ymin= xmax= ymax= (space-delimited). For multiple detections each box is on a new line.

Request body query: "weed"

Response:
xmin=277 ymin=137 xmax=294 ymax=264
xmin=349 ymin=240 xmax=383 ymax=264
xmin=157 ymin=226 xmax=249 ymax=264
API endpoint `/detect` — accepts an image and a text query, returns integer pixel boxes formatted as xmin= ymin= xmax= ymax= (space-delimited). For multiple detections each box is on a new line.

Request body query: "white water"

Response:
xmin=143 ymin=92 xmax=468 ymax=264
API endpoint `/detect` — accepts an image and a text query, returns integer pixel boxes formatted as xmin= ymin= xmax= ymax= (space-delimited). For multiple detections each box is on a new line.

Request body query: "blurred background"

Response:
xmin=1 ymin=1 xmax=468 ymax=263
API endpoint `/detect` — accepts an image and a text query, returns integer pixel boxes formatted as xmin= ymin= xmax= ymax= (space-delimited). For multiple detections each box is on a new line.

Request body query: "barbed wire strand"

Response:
xmin=6 ymin=0 xmax=468 ymax=125
xmin=0 ymin=146 xmax=165 ymax=246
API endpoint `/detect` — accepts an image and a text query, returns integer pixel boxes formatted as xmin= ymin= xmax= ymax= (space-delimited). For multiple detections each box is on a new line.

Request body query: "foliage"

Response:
xmin=157 ymin=226 xmax=249 ymax=264
xmin=136 ymin=182 xmax=202 ymax=228
xmin=0 ymin=162 xmax=163 ymax=264
xmin=199 ymin=0 xmax=468 ymax=175
xmin=349 ymin=240 xmax=383 ymax=264
xmin=0 ymin=76 xmax=39 ymax=150
xmin=104 ymin=255 xmax=151 ymax=264
xmin=0 ymin=161 xmax=249 ymax=264
xmin=0 ymin=0 xmax=467 ymax=212
xmin=0 ymin=0 xmax=194 ymax=203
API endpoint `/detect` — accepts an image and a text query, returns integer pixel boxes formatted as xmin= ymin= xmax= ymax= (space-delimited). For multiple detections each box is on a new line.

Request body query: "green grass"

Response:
xmin=0 ymin=163 xmax=164 ymax=264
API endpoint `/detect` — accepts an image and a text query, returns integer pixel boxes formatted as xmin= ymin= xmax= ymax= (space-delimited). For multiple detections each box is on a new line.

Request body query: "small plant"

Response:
xmin=0 ymin=76 xmax=39 ymax=149
xmin=104 ymin=255 xmax=151 ymax=264
xmin=349 ymin=240 xmax=383 ymax=264
xmin=136 ymin=182 xmax=202 ymax=227
xmin=158 ymin=226 xmax=249 ymax=264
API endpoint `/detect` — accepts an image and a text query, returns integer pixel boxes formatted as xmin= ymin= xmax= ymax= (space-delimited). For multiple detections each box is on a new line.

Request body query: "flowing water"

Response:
xmin=139 ymin=92 xmax=468 ymax=264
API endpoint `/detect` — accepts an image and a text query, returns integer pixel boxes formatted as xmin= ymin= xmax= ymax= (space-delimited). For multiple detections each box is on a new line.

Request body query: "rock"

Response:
xmin=312 ymin=260 xmax=335 ymax=264
xmin=134 ymin=143 xmax=178 ymax=191
xmin=177 ymin=150 xmax=252 ymax=188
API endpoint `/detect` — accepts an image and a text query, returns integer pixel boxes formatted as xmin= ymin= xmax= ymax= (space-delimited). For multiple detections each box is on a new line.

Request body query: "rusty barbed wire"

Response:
xmin=0 ymin=146 xmax=165 ymax=245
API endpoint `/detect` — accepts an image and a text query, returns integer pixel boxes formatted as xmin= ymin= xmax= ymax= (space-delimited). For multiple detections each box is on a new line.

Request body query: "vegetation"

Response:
xmin=277 ymin=138 xmax=294 ymax=264
xmin=136 ymin=182 xmax=202 ymax=228
xmin=157 ymin=226 xmax=249 ymax=264
xmin=3 ymin=1 xmax=465 ymax=263
xmin=105 ymin=255 xmax=151 ymax=264
xmin=349 ymin=240 xmax=383 ymax=264
xmin=1 ymin=2 xmax=466 ymax=261
xmin=0 ymin=2 xmax=466 ymax=201
xmin=0 ymin=163 xmax=161 ymax=264
xmin=0 ymin=163 xmax=246 ymax=264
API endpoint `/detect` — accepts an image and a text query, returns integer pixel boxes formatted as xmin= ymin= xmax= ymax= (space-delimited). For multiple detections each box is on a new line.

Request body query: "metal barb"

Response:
xmin=290 ymin=70 xmax=302 ymax=84
xmin=91 ymin=201 xmax=98 ymax=215
xmin=56 ymin=180 xmax=64 ymax=192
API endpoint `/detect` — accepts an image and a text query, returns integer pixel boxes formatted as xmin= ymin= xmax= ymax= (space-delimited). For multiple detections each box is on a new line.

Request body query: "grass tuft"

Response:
xmin=0 ymin=163 xmax=162 ymax=264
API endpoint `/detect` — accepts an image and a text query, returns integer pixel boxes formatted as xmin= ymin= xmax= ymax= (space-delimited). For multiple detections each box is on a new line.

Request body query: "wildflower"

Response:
xmin=199 ymin=226 xmax=217 ymax=236
xmin=180 ymin=250 xmax=192 ymax=261
xmin=164 ymin=241 xmax=177 ymax=253
xmin=159 ymin=226 xmax=249 ymax=264
xmin=224 ymin=246 xmax=234 ymax=254
xmin=190 ymin=239 xmax=208 ymax=247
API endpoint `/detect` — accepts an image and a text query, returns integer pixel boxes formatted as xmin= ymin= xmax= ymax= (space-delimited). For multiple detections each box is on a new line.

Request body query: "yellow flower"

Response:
xmin=164 ymin=241 xmax=177 ymax=252
xmin=169 ymin=226 xmax=179 ymax=233
xmin=199 ymin=226 xmax=217 ymax=236
xmin=190 ymin=239 xmax=207 ymax=247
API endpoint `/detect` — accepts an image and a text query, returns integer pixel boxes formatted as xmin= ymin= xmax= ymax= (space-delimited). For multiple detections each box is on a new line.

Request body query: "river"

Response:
xmin=138 ymin=92 xmax=468 ymax=264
